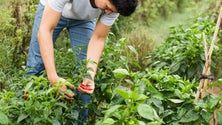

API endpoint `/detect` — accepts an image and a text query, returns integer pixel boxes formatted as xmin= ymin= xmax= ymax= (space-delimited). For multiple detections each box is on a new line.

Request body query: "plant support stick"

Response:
xmin=194 ymin=7 xmax=222 ymax=103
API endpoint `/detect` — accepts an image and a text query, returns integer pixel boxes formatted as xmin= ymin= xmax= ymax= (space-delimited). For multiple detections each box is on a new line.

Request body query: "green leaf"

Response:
xmin=217 ymin=112 xmax=222 ymax=124
xmin=148 ymin=98 xmax=164 ymax=114
xmin=46 ymin=87 xmax=54 ymax=95
xmin=51 ymin=119 xmax=61 ymax=125
xmin=187 ymin=66 xmax=196 ymax=79
xmin=128 ymin=45 xmax=138 ymax=56
xmin=66 ymin=89 xmax=74 ymax=95
xmin=24 ymin=81 xmax=33 ymax=91
xmin=169 ymin=62 xmax=181 ymax=74
xmin=55 ymin=102 xmax=68 ymax=109
xmin=142 ymin=78 xmax=160 ymax=94
xmin=0 ymin=111 xmax=9 ymax=124
xmin=132 ymin=93 xmax=148 ymax=101
xmin=113 ymin=68 xmax=129 ymax=79
xmin=162 ymin=109 xmax=174 ymax=119
xmin=103 ymin=105 xmax=122 ymax=120
xmin=147 ymin=121 xmax=162 ymax=125
xmin=168 ymin=99 xmax=184 ymax=103
xmin=200 ymin=110 xmax=212 ymax=123
xmin=131 ymin=89 xmax=148 ymax=101
xmin=115 ymin=88 xmax=130 ymax=99
xmin=34 ymin=117 xmax=42 ymax=124
xmin=102 ymin=118 xmax=116 ymax=125
xmin=137 ymin=104 xmax=155 ymax=121
xmin=179 ymin=110 xmax=199 ymax=123
xmin=138 ymin=121 xmax=146 ymax=125
xmin=208 ymin=96 xmax=219 ymax=109
xmin=17 ymin=113 xmax=29 ymax=123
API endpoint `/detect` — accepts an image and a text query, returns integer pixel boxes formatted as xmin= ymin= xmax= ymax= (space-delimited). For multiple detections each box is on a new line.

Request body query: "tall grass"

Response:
xmin=0 ymin=1 xmax=9 ymax=9
xmin=123 ymin=28 xmax=155 ymax=70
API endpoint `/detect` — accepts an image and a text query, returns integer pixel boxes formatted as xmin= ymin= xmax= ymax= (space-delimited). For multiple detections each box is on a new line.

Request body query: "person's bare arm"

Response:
xmin=38 ymin=3 xmax=74 ymax=98
xmin=78 ymin=20 xmax=112 ymax=94
xmin=38 ymin=3 xmax=61 ymax=83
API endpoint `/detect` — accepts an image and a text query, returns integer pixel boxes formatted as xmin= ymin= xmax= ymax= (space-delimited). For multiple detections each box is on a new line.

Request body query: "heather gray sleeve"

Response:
xmin=48 ymin=0 xmax=69 ymax=12
xmin=99 ymin=13 xmax=119 ymax=26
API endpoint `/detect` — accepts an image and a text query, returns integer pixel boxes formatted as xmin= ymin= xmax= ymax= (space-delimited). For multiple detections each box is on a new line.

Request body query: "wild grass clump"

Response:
xmin=123 ymin=29 xmax=155 ymax=71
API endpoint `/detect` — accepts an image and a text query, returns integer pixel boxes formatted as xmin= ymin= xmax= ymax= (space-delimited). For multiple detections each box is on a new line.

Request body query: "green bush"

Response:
xmin=95 ymin=69 xmax=222 ymax=124
xmin=0 ymin=0 xmax=38 ymax=90
xmin=1 ymin=0 xmax=222 ymax=124
xmin=0 ymin=75 xmax=84 ymax=124
xmin=147 ymin=15 xmax=222 ymax=80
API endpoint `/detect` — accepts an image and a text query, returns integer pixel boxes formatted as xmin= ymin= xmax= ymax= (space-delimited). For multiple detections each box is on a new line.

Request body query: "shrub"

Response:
xmin=147 ymin=15 xmax=222 ymax=80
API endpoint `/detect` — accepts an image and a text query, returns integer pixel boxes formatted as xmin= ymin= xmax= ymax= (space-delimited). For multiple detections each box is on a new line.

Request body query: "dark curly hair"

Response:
xmin=110 ymin=0 xmax=138 ymax=16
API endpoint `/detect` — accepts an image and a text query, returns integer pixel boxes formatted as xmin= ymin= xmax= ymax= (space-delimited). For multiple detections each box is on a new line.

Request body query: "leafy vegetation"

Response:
xmin=148 ymin=16 xmax=222 ymax=80
xmin=0 ymin=0 xmax=38 ymax=91
xmin=0 ymin=75 xmax=86 ymax=124
xmin=1 ymin=0 xmax=222 ymax=124
xmin=1 ymin=30 xmax=222 ymax=124
xmin=95 ymin=69 xmax=222 ymax=124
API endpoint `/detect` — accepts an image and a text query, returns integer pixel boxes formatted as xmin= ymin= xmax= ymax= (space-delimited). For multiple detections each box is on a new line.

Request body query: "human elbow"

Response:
xmin=38 ymin=26 xmax=54 ymax=43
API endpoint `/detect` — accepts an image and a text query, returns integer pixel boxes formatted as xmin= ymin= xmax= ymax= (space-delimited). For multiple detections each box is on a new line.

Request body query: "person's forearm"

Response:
xmin=86 ymin=36 xmax=105 ymax=79
xmin=37 ymin=3 xmax=62 ymax=83
xmin=38 ymin=30 xmax=58 ymax=82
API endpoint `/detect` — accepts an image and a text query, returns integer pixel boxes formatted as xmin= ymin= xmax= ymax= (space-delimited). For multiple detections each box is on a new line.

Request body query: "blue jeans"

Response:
xmin=26 ymin=3 xmax=95 ymax=124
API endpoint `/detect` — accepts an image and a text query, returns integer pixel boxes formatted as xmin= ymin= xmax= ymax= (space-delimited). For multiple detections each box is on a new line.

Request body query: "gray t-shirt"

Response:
xmin=40 ymin=0 xmax=119 ymax=26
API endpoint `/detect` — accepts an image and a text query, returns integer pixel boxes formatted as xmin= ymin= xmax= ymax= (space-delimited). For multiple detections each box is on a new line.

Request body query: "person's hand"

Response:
xmin=78 ymin=78 xmax=95 ymax=94
xmin=50 ymin=77 xmax=75 ymax=100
